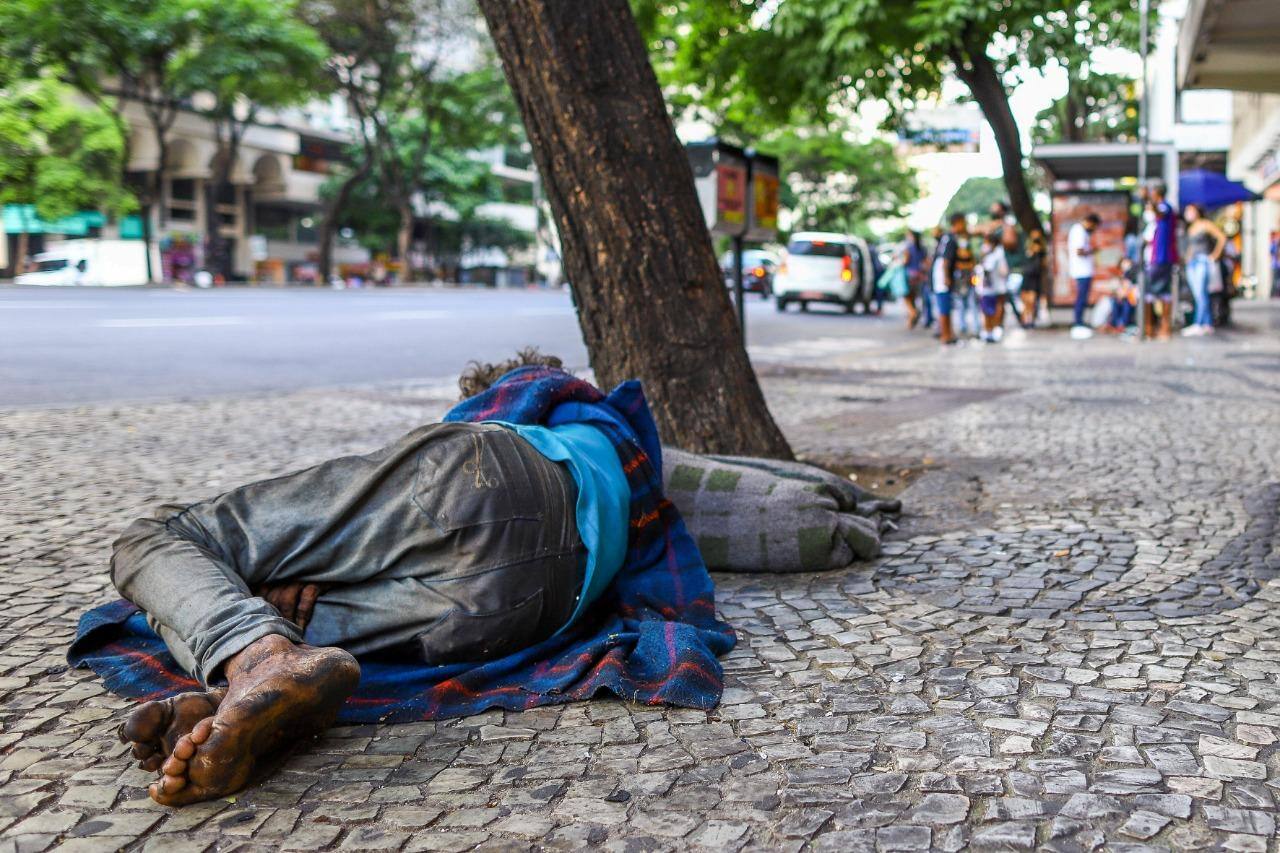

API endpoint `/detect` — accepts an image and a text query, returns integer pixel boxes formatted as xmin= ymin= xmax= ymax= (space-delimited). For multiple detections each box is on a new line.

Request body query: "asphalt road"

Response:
xmin=0 ymin=285 xmax=904 ymax=408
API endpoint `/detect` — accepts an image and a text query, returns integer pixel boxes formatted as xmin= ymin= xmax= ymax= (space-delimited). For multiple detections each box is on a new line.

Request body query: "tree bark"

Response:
xmin=476 ymin=0 xmax=792 ymax=458
xmin=396 ymin=198 xmax=413 ymax=277
xmin=951 ymin=44 xmax=1045 ymax=238
xmin=318 ymin=157 xmax=372 ymax=283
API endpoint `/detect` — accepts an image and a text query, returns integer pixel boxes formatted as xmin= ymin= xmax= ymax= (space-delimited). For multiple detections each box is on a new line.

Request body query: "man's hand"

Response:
xmin=256 ymin=583 xmax=325 ymax=631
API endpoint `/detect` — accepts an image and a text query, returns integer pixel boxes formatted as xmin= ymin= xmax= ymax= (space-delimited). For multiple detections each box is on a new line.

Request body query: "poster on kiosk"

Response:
xmin=686 ymin=139 xmax=749 ymax=237
xmin=745 ymin=151 xmax=780 ymax=243
xmin=1049 ymin=190 xmax=1129 ymax=308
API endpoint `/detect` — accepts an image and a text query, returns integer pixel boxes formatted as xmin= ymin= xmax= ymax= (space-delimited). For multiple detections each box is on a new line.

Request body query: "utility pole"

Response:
xmin=1137 ymin=0 xmax=1150 ymax=340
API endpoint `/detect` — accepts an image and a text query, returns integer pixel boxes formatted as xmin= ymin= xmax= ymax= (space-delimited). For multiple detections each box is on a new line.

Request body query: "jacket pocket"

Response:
xmin=415 ymin=587 xmax=545 ymax=665
xmin=413 ymin=427 xmax=542 ymax=532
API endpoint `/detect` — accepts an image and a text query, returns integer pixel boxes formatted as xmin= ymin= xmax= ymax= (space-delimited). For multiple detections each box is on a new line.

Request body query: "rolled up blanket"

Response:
xmin=661 ymin=448 xmax=901 ymax=573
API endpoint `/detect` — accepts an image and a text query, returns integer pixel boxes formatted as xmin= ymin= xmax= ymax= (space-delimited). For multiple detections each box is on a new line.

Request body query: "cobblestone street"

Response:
xmin=3 ymin=306 xmax=1280 ymax=852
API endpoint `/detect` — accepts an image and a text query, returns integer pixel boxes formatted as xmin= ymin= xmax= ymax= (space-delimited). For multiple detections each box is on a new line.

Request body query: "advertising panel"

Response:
xmin=746 ymin=152 xmax=780 ymax=242
xmin=897 ymin=106 xmax=983 ymax=154
xmin=1049 ymin=191 xmax=1130 ymax=308
xmin=716 ymin=162 xmax=748 ymax=232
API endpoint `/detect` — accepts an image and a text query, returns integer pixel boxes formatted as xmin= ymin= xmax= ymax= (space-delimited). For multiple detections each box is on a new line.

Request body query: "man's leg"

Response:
xmin=1073 ymin=277 xmax=1092 ymax=326
xmin=112 ymin=422 xmax=579 ymax=805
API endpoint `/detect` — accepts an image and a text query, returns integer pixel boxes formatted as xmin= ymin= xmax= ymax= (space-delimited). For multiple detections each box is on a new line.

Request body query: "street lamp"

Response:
xmin=1137 ymin=0 xmax=1150 ymax=340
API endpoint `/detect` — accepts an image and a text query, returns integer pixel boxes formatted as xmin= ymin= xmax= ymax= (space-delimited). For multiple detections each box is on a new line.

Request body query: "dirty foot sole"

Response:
xmin=149 ymin=645 xmax=359 ymax=806
xmin=119 ymin=690 xmax=225 ymax=773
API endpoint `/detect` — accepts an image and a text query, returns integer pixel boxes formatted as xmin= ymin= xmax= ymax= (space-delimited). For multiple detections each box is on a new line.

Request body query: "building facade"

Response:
xmin=1181 ymin=0 xmax=1280 ymax=297
xmin=117 ymin=98 xmax=370 ymax=284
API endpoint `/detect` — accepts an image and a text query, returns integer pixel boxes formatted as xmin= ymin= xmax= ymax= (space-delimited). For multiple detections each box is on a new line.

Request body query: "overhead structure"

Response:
xmin=1034 ymin=142 xmax=1177 ymax=190
xmin=1180 ymin=0 xmax=1280 ymax=93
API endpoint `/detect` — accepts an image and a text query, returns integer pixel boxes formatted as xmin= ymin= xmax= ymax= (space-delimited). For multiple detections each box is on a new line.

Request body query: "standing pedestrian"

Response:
xmin=1020 ymin=230 xmax=1047 ymax=328
xmin=977 ymin=233 xmax=1009 ymax=343
xmin=1067 ymin=212 xmax=1101 ymax=338
xmin=1181 ymin=203 xmax=1228 ymax=337
xmin=932 ymin=214 xmax=968 ymax=346
xmin=988 ymin=201 xmax=1026 ymax=325
xmin=922 ymin=225 xmax=944 ymax=330
xmin=952 ymin=224 xmax=978 ymax=339
xmin=900 ymin=230 xmax=927 ymax=329
xmin=1143 ymin=183 xmax=1179 ymax=340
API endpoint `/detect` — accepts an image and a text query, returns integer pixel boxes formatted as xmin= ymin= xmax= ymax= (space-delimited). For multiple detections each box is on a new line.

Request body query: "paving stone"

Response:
xmin=969 ymin=822 xmax=1037 ymax=850
xmin=8 ymin=310 xmax=1280 ymax=851
xmin=1117 ymin=810 xmax=1171 ymax=840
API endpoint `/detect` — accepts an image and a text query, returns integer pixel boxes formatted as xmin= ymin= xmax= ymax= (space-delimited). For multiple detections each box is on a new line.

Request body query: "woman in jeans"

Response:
xmin=1182 ymin=204 xmax=1227 ymax=337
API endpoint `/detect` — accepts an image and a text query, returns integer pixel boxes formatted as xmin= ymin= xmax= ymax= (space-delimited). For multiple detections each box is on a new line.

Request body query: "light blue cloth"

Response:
xmin=491 ymin=421 xmax=630 ymax=630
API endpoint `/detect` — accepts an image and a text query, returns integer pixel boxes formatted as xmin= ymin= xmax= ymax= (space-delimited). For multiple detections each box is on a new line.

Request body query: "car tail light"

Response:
xmin=752 ymin=266 xmax=765 ymax=278
xmin=779 ymin=253 xmax=788 ymax=276
xmin=841 ymin=255 xmax=853 ymax=282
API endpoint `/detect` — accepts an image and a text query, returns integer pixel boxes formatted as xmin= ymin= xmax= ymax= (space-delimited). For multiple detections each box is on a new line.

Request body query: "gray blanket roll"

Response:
xmin=660 ymin=448 xmax=901 ymax=573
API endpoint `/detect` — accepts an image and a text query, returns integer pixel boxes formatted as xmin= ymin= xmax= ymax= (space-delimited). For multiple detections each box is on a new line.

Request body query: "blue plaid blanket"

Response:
xmin=68 ymin=367 xmax=735 ymax=723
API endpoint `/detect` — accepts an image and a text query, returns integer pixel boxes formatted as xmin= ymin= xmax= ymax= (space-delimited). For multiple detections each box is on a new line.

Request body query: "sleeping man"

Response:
xmin=89 ymin=353 xmax=897 ymax=807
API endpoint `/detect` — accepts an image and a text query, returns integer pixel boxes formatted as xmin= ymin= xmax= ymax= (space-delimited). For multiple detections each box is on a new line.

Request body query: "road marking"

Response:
xmin=748 ymin=337 xmax=881 ymax=359
xmin=96 ymin=316 xmax=248 ymax=328
xmin=372 ymin=310 xmax=453 ymax=320
xmin=513 ymin=307 xmax=573 ymax=317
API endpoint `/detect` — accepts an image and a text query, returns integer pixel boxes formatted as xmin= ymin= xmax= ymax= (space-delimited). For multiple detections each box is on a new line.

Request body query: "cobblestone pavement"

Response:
xmin=3 ymin=305 xmax=1280 ymax=852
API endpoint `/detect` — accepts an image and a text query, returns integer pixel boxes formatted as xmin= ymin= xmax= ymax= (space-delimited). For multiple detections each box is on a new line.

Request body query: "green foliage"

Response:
xmin=176 ymin=0 xmax=328 ymax=119
xmin=1033 ymin=72 xmax=1139 ymax=146
xmin=644 ymin=0 xmax=1141 ymax=121
xmin=2 ymin=0 xmax=203 ymax=108
xmin=643 ymin=0 xmax=1145 ymax=235
xmin=0 ymin=75 xmax=134 ymax=221
xmin=944 ymin=177 xmax=1007 ymax=220
xmin=764 ymin=126 xmax=917 ymax=232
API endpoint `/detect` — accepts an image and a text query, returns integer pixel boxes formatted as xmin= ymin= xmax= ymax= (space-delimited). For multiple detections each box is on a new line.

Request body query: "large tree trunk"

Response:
xmin=318 ymin=158 xmax=372 ymax=283
xmin=203 ymin=161 xmax=231 ymax=281
xmin=951 ymin=44 xmax=1045 ymax=238
xmin=396 ymin=199 xmax=414 ymax=279
xmin=476 ymin=0 xmax=792 ymax=458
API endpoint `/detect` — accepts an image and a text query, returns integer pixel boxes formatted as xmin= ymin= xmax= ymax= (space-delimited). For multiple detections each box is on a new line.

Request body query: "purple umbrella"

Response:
xmin=1179 ymin=169 xmax=1260 ymax=210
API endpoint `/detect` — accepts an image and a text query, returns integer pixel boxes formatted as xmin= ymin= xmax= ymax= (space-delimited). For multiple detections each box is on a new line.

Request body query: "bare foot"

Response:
xmin=148 ymin=635 xmax=359 ymax=806
xmin=119 ymin=690 xmax=226 ymax=772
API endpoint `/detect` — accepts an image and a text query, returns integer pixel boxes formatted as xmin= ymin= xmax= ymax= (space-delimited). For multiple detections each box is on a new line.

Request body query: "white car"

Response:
xmin=773 ymin=231 xmax=877 ymax=313
xmin=15 ymin=239 xmax=159 ymax=287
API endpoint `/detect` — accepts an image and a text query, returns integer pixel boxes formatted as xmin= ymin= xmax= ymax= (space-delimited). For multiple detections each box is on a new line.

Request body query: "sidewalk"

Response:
xmin=2 ymin=306 xmax=1279 ymax=851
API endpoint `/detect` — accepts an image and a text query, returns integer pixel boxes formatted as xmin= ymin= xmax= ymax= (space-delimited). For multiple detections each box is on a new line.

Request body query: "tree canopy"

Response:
xmin=642 ymin=0 xmax=1143 ymax=237
xmin=1033 ymin=72 xmax=1139 ymax=146
xmin=765 ymin=127 xmax=917 ymax=235
xmin=944 ymin=176 xmax=1007 ymax=221
xmin=0 ymin=74 xmax=134 ymax=222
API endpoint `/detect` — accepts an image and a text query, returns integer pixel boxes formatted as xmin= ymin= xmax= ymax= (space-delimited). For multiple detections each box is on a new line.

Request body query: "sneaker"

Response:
xmin=1181 ymin=325 xmax=1203 ymax=337
xmin=992 ymin=326 xmax=1004 ymax=343
xmin=1069 ymin=325 xmax=1094 ymax=340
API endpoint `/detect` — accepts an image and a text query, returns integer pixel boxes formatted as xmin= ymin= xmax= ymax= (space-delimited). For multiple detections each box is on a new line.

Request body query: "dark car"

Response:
xmin=720 ymin=249 xmax=778 ymax=298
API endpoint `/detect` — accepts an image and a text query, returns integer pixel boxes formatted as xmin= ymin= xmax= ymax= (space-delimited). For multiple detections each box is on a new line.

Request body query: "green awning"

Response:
xmin=2 ymin=205 xmax=107 ymax=235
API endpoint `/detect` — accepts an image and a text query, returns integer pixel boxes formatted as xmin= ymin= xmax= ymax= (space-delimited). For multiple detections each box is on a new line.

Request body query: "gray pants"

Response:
xmin=111 ymin=422 xmax=584 ymax=685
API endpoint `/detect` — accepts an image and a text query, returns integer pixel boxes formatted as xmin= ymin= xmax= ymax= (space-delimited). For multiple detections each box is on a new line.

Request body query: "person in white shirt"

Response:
xmin=1067 ymin=213 xmax=1100 ymax=335
xmin=976 ymin=234 xmax=1009 ymax=343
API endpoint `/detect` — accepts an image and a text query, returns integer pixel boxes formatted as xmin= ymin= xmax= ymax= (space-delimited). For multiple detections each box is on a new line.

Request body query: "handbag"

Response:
xmin=878 ymin=264 xmax=909 ymax=299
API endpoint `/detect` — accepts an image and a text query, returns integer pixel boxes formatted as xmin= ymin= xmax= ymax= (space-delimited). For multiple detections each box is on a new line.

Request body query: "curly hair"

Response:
xmin=457 ymin=347 xmax=567 ymax=400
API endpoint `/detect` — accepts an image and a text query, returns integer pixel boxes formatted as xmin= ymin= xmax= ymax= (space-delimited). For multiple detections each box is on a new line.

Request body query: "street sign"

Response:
xmin=687 ymin=139 xmax=749 ymax=237
xmin=687 ymin=141 xmax=783 ymax=346
xmin=745 ymin=151 xmax=779 ymax=242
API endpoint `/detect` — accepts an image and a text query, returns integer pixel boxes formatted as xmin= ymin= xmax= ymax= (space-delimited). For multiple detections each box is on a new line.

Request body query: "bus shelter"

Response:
xmin=1033 ymin=142 xmax=1177 ymax=307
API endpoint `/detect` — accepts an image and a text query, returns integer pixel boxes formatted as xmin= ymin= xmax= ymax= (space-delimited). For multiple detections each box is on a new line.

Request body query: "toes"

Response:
xmin=121 ymin=700 xmax=170 ymax=744
xmin=161 ymin=754 xmax=187 ymax=777
xmin=189 ymin=717 xmax=215 ymax=745
xmin=131 ymin=742 xmax=157 ymax=761
xmin=140 ymin=755 xmax=164 ymax=773
xmin=172 ymin=735 xmax=197 ymax=761
xmin=148 ymin=772 xmax=189 ymax=804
